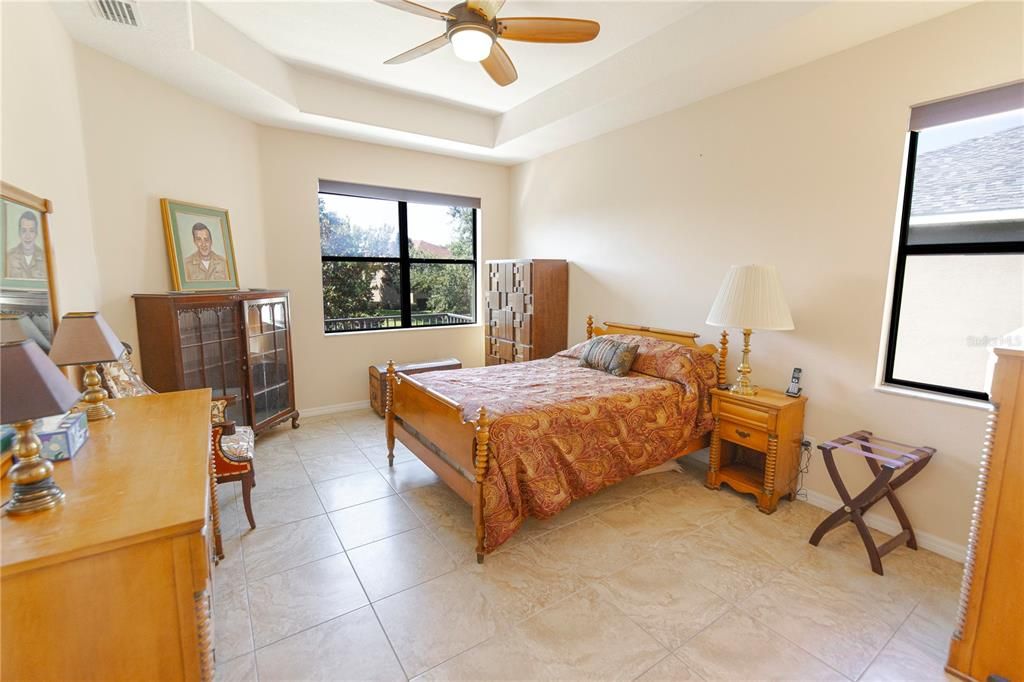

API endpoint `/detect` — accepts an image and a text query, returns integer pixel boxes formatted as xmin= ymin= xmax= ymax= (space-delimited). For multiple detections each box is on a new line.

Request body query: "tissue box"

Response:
xmin=35 ymin=411 xmax=89 ymax=461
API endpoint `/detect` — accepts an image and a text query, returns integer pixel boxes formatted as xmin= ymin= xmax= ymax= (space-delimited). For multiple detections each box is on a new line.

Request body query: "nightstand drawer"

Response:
xmin=718 ymin=400 xmax=772 ymax=429
xmin=719 ymin=418 xmax=768 ymax=451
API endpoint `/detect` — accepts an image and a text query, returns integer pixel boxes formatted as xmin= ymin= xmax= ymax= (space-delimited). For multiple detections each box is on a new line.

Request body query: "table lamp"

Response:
xmin=706 ymin=264 xmax=794 ymax=396
xmin=1 ymin=340 xmax=82 ymax=514
xmin=48 ymin=312 xmax=124 ymax=421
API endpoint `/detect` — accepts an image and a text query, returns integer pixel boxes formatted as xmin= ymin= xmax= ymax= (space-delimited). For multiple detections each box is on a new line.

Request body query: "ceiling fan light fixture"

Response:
xmin=449 ymin=25 xmax=494 ymax=62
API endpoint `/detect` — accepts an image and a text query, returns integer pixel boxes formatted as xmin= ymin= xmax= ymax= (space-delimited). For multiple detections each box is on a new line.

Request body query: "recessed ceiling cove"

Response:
xmin=54 ymin=0 xmax=967 ymax=163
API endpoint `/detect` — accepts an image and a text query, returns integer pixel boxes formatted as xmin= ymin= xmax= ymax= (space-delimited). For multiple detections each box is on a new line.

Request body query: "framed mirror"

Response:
xmin=0 ymin=182 xmax=59 ymax=351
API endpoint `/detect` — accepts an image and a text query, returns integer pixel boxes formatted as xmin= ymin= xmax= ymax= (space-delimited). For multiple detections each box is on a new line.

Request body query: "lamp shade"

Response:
xmin=706 ymin=265 xmax=795 ymax=331
xmin=450 ymin=26 xmax=494 ymax=62
xmin=0 ymin=340 xmax=82 ymax=424
xmin=49 ymin=312 xmax=124 ymax=366
xmin=0 ymin=314 xmax=52 ymax=351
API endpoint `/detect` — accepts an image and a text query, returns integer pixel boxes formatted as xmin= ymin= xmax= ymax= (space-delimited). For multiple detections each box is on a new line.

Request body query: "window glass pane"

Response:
xmin=909 ymin=109 xmax=1024 ymax=245
xmin=322 ymin=261 xmax=402 ymax=332
xmin=407 ymin=204 xmax=474 ymax=260
xmin=319 ymin=194 xmax=399 ymax=257
xmin=892 ymin=254 xmax=1024 ymax=393
xmin=409 ymin=263 xmax=475 ymax=326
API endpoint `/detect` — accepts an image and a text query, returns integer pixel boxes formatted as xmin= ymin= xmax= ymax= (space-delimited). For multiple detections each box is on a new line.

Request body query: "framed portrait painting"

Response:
xmin=161 ymin=199 xmax=239 ymax=291
xmin=0 ymin=182 xmax=59 ymax=349
xmin=2 ymin=192 xmax=51 ymax=292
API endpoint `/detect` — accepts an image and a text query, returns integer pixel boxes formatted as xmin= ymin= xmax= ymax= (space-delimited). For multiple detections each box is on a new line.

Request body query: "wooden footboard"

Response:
xmin=385 ymin=361 xmax=490 ymax=563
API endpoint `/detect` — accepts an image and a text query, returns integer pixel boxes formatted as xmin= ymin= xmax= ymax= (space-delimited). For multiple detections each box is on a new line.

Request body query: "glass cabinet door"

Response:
xmin=244 ymin=297 xmax=294 ymax=429
xmin=177 ymin=304 xmax=246 ymax=424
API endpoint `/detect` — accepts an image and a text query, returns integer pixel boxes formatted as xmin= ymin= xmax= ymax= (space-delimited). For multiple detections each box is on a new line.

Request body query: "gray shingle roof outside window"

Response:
xmin=911 ymin=125 xmax=1024 ymax=217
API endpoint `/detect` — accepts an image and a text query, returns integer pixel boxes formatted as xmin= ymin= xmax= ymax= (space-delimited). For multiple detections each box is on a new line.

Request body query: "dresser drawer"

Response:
xmin=718 ymin=399 xmax=772 ymax=429
xmin=719 ymin=418 xmax=768 ymax=451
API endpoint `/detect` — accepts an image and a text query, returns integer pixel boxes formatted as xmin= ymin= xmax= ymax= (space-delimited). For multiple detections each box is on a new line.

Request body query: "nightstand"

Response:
xmin=705 ymin=387 xmax=807 ymax=513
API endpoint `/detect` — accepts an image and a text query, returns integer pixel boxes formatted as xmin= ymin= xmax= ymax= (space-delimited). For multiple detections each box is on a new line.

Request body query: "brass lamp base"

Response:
xmin=5 ymin=420 xmax=66 ymax=515
xmin=730 ymin=383 xmax=760 ymax=397
xmin=729 ymin=328 xmax=759 ymax=396
xmin=81 ymin=363 xmax=115 ymax=421
xmin=85 ymin=401 xmax=116 ymax=421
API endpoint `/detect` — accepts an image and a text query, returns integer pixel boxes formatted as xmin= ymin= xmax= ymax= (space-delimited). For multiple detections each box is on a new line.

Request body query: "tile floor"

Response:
xmin=213 ymin=410 xmax=963 ymax=682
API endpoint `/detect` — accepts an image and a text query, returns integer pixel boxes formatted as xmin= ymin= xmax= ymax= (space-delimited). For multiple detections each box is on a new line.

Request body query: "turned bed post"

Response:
xmin=718 ymin=330 xmax=729 ymax=389
xmin=473 ymin=406 xmax=490 ymax=564
xmin=586 ymin=315 xmax=594 ymax=340
xmin=385 ymin=360 xmax=396 ymax=467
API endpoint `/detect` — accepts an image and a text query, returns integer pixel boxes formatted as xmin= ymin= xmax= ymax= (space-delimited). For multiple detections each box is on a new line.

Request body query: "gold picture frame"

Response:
xmin=0 ymin=181 xmax=60 ymax=348
xmin=160 ymin=198 xmax=239 ymax=292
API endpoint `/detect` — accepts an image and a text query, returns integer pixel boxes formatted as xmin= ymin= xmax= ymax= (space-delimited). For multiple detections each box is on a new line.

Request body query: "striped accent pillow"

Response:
xmin=578 ymin=337 xmax=639 ymax=377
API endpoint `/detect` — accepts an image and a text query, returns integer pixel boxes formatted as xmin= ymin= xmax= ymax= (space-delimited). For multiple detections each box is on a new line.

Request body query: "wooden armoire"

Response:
xmin=946 ymin=347 xmax=1023 ymax=681
xmin=484 ymin=259 xmax=568 ymax=365
xmin=132 ymin=290 xmax=300 ymax=435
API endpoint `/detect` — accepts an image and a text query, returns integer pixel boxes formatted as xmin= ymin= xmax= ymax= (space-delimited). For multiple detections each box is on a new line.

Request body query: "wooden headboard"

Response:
xmin=586 ymin=315 xmax=729 ymax=387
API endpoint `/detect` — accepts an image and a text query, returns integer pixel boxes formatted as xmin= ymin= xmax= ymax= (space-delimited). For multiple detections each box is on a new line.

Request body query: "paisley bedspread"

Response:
xmin=411 ymin=336 xmax=718 ymax=552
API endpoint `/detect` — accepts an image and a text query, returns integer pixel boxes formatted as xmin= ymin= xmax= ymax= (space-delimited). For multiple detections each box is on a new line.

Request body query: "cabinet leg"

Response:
xmin=291 ymin=412 xmax=301 ymax=429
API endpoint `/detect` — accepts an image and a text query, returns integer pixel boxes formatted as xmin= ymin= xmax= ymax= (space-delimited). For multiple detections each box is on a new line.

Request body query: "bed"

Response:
xmin=384 ymin=318 xmax=729 ymax=562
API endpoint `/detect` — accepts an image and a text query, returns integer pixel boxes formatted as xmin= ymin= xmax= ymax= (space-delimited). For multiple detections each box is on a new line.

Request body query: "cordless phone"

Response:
xmin=786 ymin=368 xmax=803 ymax=397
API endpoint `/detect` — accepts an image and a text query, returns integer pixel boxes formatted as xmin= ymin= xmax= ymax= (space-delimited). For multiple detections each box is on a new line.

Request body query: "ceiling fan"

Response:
xmin=375 ymin=0 xmax=600 ymax=86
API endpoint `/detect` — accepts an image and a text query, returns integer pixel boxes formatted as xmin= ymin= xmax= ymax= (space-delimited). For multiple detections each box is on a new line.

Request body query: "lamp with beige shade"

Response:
xmin=706 ymin=264 xmax=794 ymax=396
xmin=48 ymin=312 xmax=125 ymax=421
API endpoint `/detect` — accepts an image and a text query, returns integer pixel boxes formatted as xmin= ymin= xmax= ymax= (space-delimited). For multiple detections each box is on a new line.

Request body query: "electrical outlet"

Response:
xmin=801 ymin=435 xmax=817 ymax=453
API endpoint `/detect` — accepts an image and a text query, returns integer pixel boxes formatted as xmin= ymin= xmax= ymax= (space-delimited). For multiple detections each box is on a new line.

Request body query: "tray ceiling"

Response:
xmin=54 ymin=0 xmax=968 ymax=163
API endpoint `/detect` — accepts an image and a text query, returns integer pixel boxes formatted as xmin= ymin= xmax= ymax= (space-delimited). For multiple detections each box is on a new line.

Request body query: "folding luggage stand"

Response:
xmin=809 ymin=430 xmax=935 ymax=576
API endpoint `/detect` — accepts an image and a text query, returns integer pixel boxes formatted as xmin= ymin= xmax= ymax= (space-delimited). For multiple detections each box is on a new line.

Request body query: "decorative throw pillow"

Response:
xmin=578 ymin=337 xmax=639 ymax=377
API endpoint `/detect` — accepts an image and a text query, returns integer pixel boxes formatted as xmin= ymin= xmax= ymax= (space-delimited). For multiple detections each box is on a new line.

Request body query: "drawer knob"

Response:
xmin=736 ymin=430 xmax=751 ymax=439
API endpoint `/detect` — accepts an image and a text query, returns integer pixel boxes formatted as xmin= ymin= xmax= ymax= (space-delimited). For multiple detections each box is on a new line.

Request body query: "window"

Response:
xmin=318 ymin=181 xmax=479 ymax=333
xmin=884 ymin=84 xmax=1024 ymax=400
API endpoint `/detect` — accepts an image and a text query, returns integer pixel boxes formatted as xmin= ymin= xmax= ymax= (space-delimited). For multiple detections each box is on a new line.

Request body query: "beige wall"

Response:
xmin=1 ymin=2 xmax=101 ymax=312
xmin=73 ymin=46 xmax=269 ymax=357
xmin=258 ymin=127 xmax=509 ymax=412
xmin=509 ymin=1 xmax=1023 ymax=552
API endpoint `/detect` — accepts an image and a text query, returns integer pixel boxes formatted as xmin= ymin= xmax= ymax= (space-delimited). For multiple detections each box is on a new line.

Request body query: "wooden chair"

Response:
xmin=99 ymin=343 xmax=257 ymax=560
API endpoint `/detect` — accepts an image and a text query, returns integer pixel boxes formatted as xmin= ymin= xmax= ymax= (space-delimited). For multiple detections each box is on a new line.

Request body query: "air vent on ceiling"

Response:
xmin=91 ymin=0 xmax=140 ymax=27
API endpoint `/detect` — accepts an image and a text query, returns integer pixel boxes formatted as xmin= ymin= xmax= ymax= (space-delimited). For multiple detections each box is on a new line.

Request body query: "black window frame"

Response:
xmin=319 ymin=190 xmax=479 ymax=334
xmin=883 ymin=130 xmax=1024 ymax=401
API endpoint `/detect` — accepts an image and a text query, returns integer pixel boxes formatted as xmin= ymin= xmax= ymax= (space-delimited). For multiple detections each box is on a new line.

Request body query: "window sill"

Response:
xmin=324 ymin=322 xmax=482 ymax=338
xmin=874 ymin=383 xmax=991 ymax=410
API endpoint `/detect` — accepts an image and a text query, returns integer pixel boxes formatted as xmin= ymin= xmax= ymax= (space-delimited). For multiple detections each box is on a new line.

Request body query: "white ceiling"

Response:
xmin=203 ymin=1 xmax=704 ymax=113
xmin=54 ymin=0 xmax=970 ymax=164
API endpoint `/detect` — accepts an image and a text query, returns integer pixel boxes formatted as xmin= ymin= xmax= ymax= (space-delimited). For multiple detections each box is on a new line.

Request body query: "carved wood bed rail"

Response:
xmin=385 ymin=316 xmax=727 ymax=563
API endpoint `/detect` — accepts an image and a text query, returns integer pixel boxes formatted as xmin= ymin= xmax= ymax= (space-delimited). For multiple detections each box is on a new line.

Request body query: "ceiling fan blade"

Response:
xmin=384 ymin=34 xmax=449 ymax=64
xmin=497 ymin=17 xmax=600 ymax=43
xmin=374 ymin=0 xmax=454 ymax=22
xmin=481 ymin=41 xmax=517 ymax=86
xmin=467 ymin=0 xmax=505 ymax=20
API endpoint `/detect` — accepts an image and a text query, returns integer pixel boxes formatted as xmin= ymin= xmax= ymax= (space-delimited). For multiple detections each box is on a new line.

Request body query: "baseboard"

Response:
xmin=300 ymin=400 xmax=371 ymax=417
xmin=802 ymin=489 xmax=966 ymax=564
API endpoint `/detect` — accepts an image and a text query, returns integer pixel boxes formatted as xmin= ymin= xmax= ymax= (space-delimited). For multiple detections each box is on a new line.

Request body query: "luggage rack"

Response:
xmin=808 ymin=430 xmax=935 ymax=576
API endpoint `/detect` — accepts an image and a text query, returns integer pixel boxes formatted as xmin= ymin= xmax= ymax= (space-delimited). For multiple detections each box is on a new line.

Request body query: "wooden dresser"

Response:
xmin=133 ymin=290 xmax=299 ymax=434
xmin=947 ymin=348 xmax=1023 ymax=681
xmin=706 ymin=387 xmax=806 ymax=513
xmin=484 ymin=259 xmax=568 ymax=365
xmin=2 ymin=390 xmax=215 ymax=681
